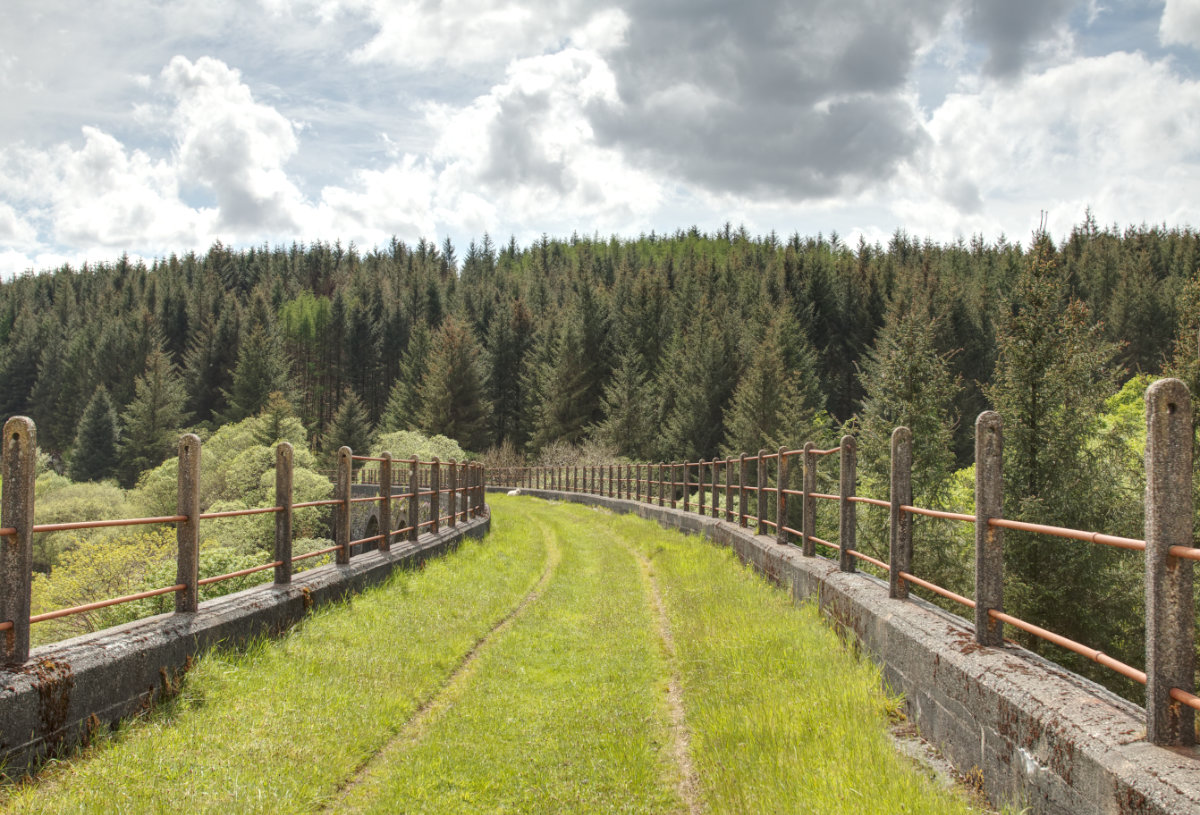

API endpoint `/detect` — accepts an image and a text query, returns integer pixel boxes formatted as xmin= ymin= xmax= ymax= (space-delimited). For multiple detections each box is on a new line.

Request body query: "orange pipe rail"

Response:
xmin=32 ymin=515 xmax=189 ymax=533
xmin=197 ymin=561 xmax=283 ymax=586
xmin=986 ymin=517 xmax=1145 ymax=551
xmin=902 ymin=505 xmax=975 ymax=523
xmin=293 ymin=499 xmax=342 ymax=509
xmin=292 ymin=544 xmax=343 ymax=562
xmin=199 ymin=506 xmax=282 ymax=520
xmin=849 ymin=496 xmax=890 ymax=508
xmin=30 ymin=583 xmax=186 ymax=624
xmin=851 ymin=550 xmax=890 ymax=571
xmin=898 ymin=571 xmax=975 ymax=609
xmin=988 ymin=609 xmax=1147 ymax=685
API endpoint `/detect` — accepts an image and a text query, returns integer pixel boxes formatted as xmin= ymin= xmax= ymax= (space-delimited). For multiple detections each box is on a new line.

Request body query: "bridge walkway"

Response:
xmin=1 ymin=496 xmax=982 ymax=815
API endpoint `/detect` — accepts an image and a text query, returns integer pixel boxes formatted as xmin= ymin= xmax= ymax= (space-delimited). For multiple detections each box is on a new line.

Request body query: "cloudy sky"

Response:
xmin=2 ymin=0 xmax=1200 ymax=275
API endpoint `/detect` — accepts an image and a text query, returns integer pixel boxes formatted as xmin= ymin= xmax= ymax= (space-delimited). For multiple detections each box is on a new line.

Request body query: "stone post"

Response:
xmin=378 ymin=452 xmax=393 ymax=549
xmin=711 ymin=458 xmax=720 ymax=519
xmin=802 ymin=442 xmax=816 ymax=557
xmin=839 ymin=435 xmax=857 ymax=573
xmin=698 ymin=460 xmax=707 ymax=514
xmin=1145 ymin=378 xmax=1195 ymax=746
xmin=756 ymin=450 xmax=767 ymax=535
xmin=430 ymin=457 xmax=441 ymax=534
xmin=407 ymin=458 xmax=420 ymax=540
xmin=334 ymin=446 xmax=352 ymax=565
xmin=724 ymin=458 xmax=733 ymax=522
xmin=1 ymin=417 xmax=35 ymax=665
xmin=889 ymin=428 xmax=913 ymax=600
xmin=776 ymin=447 xmax=788 ymax=545
xmin=683 ymin=462 xmax=691 ymax=513
xmin=974 ymin=412 xmax=1004 ymax=647
xmin=176 ymin=433 xmax=202 ymax=610
xmin=275 ymin=442 xmax=294 ymax=584
xmin=738 ymin=453 xmax=748 ymax=527
xmin=447 ymin=459 xmax=457 ymax=528
xmin=609 ymin=464 xmax=615 ymax=498
xmin=658 ymin=463 xmax=666 ymax=506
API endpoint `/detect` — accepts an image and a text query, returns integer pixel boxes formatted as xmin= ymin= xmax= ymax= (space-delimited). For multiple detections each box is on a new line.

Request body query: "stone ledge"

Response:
xmin=509 ymin=488 xmax=1200 ymax=815
xmin=0 ymin=511 xmax=490 ymax=777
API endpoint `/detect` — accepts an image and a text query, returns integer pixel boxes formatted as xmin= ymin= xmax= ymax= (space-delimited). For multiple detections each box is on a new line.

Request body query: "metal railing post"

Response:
xmin=1145 ymin=378 xmax=1195 ymax=746
xmin=974 ymin=412 xmax=1004 ymax=646
xmin=889 ymin=428 xmax=913 ymax=600
xmin=275 ymin=442 xmax=293 ymax=584
xmin=177 ymin=433 xmax=202 ymax=609
xmin=1 ymin=417 xmax=35 ymax=665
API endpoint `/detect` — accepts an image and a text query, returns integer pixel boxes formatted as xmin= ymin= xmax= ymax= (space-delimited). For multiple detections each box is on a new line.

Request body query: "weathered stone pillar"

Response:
xmin=683 ymin=462 xmax=691 ymax=513
xmin=974 ymin=412 xmax=1003 ymax=646
xmin=1145 ymin=378 xmax=1195 ymax=746
xmin=430 ymin=457 xmax=441 ymax=534
xmin=802 ymin=442 xmax=816 ymax=557
xmin=408 ymin=458 xmax=420 ymax=540
xmin=889 ymin=428 xmax=913 ymax=600
xmin=275 ymin=442 xmax=293 ymax=584
xmin=738 ymin=453 xmax=748 ymax=527
xmin=1 ymin=417 xmax=35 ymax=665
xmin=776 ymin=447 xmax=788 ymax=546
xmin=712 ymin=458 xmax=720 ymax=519
xmin=378 ymin=452 xmax=393 ymax=549
xmin=698 ymin=460 xmax=707 ymax=514
xmin=724 ymin=457 xmax=733 ymax=522
xmin=658 ymin=463 xmax=666 ymax=506
xmin=447 ymin=459 xmax=457 ymax=528
xmin=839 ymin=436 xmax=857 ymax=573
xmin=756 ymin=450 xmax=767 ymax=535
xmin=177 ymin=433 xmax=202 ymax=609
xmin=334 ymin=446 xmax=352 ymax=565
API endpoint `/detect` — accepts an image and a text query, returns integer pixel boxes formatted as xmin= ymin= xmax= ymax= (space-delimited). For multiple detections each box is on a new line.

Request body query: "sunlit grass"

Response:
xmin=1 ymin=518 xmax=548 ymax=814
xmin=334 ymin=495 xmax=682 ymax=814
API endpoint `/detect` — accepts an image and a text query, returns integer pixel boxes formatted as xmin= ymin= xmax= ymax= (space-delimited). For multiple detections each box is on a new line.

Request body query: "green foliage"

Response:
xmin=372 ymin=429 xmax=467 ymax=462
xmin=592 ymin=349 xmax=656 ymax=459
xmin=380 ymin=322 xmax=429 ymax=433
xmin=117 ymin=346 xmax=190 ymax=488
xmin=220 ymin=324 xmax=292 ymax=422
xmin=68 ymin=386 xmax=119 ymax=483
xmin=416 ymin=316 xmax=490 ymax=452
xmin=323 ymin=391 xmax=374 ymax=459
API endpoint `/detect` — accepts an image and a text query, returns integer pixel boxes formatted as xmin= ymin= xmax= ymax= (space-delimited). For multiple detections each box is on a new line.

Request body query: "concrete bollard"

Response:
xmin=430 ymin=458 xmax=440 ymax=534
xmin=889 ymin=428 xmax=913 ymax=600
xmin=177 ymin=433 xmax=202 ymax=610
xmin=275 ymin=442 xmax=294 ymax=584
xmin=839 ymin=435 xmax=857 ymax=573
xmin=447 ymin=459 xmax=457 ymax=528
xmin=776 ymin=447 xmax=788 ymax=546
xmin=739 ymin=453 xmax=748 ymax=527
xmin=408 ymin=458 xmax=420 ymax=541
xmin=1 ymin=417 xmax=35 ymax=665
xmin=802 ymin=442 xmax=816 ymax=557
xmin=1144 ymin=378 xmax=1195 ymax=746
xmin=756 ymin=450 xmax=767 ymax=535
xmin=380 ymin=452 xmax=393 ymax=548
xmin=974 ymin=412 xmax=1004 ymax=647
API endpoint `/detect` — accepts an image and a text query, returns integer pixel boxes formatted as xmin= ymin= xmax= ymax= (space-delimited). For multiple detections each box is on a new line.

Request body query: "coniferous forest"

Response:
xmin=3 ymin=214 xmax=1200 ymax=699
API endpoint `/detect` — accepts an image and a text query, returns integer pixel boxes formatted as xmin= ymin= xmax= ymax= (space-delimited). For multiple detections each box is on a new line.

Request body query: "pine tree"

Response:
xmin=722 ymin=312 xmax=826 ymax=456
xmin=323 ymin=390 xmax=374 ymax=459
xmin=417 ymin=316 xmax=491 ymax=451
xmin=253 ymin=391 xmax=306 ymax=447
xmin=69 ymin=386 xmax=119 ymax=483
xmin=117 ymin=348 xmax=190 ymax=487
xmin=658 ymin=301 xmax=738 ymax=461
xmin=220 ymin=324 xmax=292 ymax=422
xmin=380 ymin=322 xmax=431 ymax=432
xmin=984 ymin=232 xmax=1124 ymax=676
xmin=593 ymin=349 xmax=656 ymax=458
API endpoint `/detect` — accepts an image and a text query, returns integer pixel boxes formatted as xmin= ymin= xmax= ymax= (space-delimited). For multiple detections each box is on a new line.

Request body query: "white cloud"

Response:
xmin=0 ymin=202 xmax=37 ymax=245
xmin=163 ymin=56 xmax=306 ymax=234
xmin=890 ymin=51 xmax=1200 ymax=240
xmin=1161 ymin=0 xmax=1200 ymax=48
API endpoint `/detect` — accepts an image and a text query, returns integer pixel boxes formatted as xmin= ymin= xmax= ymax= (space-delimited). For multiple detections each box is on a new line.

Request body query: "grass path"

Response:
xmin=2 ymin=495 xmax=985 ymax=814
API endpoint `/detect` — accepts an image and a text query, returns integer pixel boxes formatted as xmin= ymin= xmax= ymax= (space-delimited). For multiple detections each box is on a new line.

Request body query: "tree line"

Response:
xmin=3 ymin=215 xmax=1199 ymax=698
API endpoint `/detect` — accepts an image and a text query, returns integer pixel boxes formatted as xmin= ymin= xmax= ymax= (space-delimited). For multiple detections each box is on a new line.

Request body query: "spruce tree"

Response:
xmin=69 ymin=386 xmax=119 ymax=483
xmin=593 ymin=349 xmax=656 ymax=459
xmin=417 ymin=316 xmax=491 ymax=452
xmin=220 ymin=324 xmax=292 ymax=422
xmin=117 ymin=348 xmax=190 ymax=487
xmin=657 ymin=300 xmax=738 ymax=461
xmin=984 ymin=232 xmax=1124 ymax=678
xmin=380 ymin=322 xmax=431 ymax=432
xmin=323 ymin=390 xmax=374 ymax=459
xmin=722 ymin=312 xmax=826 ymax=456
xmin=253 ymin=391 xmax=306 ymax=447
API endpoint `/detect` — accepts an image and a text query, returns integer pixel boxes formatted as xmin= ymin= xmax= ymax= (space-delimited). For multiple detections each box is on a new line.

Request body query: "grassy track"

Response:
xmin=3 ymin=495 xmax=983 ymax=814
xmin=332 ymin=497 xmax=682 ymax=813
xmin=1 ymin=514 xmax=549 ymax=814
